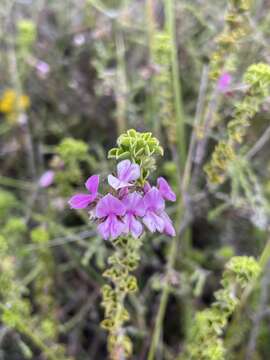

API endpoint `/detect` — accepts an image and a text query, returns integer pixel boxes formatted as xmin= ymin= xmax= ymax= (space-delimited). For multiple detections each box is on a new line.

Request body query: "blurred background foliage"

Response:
xmin=1 ymin=0 xmax=270 ymax=359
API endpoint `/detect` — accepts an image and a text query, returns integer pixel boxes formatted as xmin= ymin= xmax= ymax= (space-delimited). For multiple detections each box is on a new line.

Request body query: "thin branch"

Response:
xmin=246 ymin=125 xmax=270 ymax=160
xmin=245 ymin=262 xmax=270 ymax=360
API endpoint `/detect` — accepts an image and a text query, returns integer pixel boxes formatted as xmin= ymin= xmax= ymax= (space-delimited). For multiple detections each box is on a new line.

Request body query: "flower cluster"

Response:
xmin=69 ymin=159 xmax=176 ymax=240
xmin=69 ymin=130 xmax=175 ymax=359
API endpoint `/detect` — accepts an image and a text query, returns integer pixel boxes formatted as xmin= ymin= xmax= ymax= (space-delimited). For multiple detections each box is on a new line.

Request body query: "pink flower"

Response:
xmin=96 ymin=194 xmax=126 ymax=240
xmin=39 ymin=170 xmax=55 ymax=188
xmin=143 ymin=181 xmax=151 ymax=193
xmin=217 ymin=72 xmax=232 ymax=93
xmin=73 ymin=34 xmax=85 ymax=46
xmin=108 ymin=159 xmax=140 ymax=190
xmin=143 ymin=187 xmax=175 ymax=236
xmin=122 ymin=192 xmax=145 ymax=238
xmin=36 ymin=60 xmax=50 ymax=78
xmin=68 ymin=175 xmax=99 ymax=209
xmin=160 ymin=211 xmax=176 ymax=237
xmin=157 ymin=177 xmax=176 ymax=202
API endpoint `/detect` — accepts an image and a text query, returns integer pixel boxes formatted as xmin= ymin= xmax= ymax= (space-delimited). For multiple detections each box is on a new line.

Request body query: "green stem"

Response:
xmin=145 ymin=0 xmax=159 ymax=132
xmin=114 ymin=22 xmax=127 ymax=134
xmin=147 ymin=2 xmax=189 ymax=358
xmin=147 ymin=203 xmax=188 ymax=360
xmin=22 ymin=325 xmax=59 ymax=360
xmin=147 ymin=225 xmax=180 ymax=360
xmin=165 ymin=0 xmax=186 ymax=172
xmin=0 ymin=175 xmax=34 ymax=190
xmin=259 ymin=238 xmax=270 ymax=268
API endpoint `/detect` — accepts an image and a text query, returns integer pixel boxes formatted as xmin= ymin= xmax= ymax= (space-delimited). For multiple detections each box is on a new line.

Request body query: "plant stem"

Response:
xmin=147 ymin=2 xmax=189 ymax=358
xmin=147 ymin=212 xmax=182 ymax=360
xmin=114 ymin=21 xmax=128 ymax=135
xmin=145 ymin=0 xmax=158 ymax=133
xmin=165 ymin=0 xmax=186 ymax=172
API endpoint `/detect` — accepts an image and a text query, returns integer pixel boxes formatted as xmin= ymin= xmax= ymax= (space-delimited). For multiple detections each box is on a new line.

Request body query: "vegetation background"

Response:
xmin=1 ymin=0 xmax=270 ymax=359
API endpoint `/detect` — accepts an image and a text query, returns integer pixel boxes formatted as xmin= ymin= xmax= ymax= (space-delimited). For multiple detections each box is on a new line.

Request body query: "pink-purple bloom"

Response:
xmin=142 ymin=187 xmax=175 ymax=236
xmin=217 ymin=72 xmax=232 ymax=93
xmin=96 ymin=194 xmax=126 ymax=240
xmin=36 ymin=60 xmax=50 ymax=78
xmin=39 ymin=170 xmax=55 ymax=188
xmin=122 ymin=192 xmax=145 ymax=238
xmin=68 ymin=175 xmax=99 ymax=209
xmin=69 ymin=159 xmax=176 ymax=240
xmin=157 ymin=177 xmax=176 ymax=202
xmin=108 ymin=160 xmax=140 ymax=190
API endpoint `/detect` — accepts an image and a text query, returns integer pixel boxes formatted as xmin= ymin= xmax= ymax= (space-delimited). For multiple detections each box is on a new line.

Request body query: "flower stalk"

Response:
xmin=69 ymin=129 xmax=176 ymax=358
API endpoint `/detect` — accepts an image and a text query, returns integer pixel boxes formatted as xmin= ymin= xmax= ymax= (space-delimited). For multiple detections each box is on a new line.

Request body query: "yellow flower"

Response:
xmin=0 ymin=90 xmax=17 ymax=114
xmin=19 ymin=95 xmax=30 ymax=110
xmin=0 ymin=89 xmax=30 ymax=122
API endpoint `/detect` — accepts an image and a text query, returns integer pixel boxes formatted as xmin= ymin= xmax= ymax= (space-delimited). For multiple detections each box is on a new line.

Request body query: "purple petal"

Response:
xmin=157 ymin=177 xmax=176 ymax=202
xmin=143 ymin=182 xmax=151 ymax=193
xmin=143 ymin=187 xmax=165 ymax=212
xmin=130 ymin=216 xmax=143 ymax=238
xmin=118 ymin=187 xmax=129 ymax=198
xmin=109 ymin=214 xmax=125 ymax=240
xmin=217 ymin=72 xmax=232 ymax=93
xmin=95 ymin=194 xmax=126 ymax=218
xmin=36 ymin=60 xmax=50 ymax=78
xmin=68 ymin=194 xmax=95 ymax=209
xmin=160 ymin=211 xmax=176 ymax=237
xmin=108 ymin=174 xmax=132 ymax=190
xmin=123 ymin=214 xmax=143 ymax=238
xmin=143 ymin=210 xmax=164 ymax=233
xmin=85 ymin=175 xmax=99 ymax=194
xmin=117 ymin=160 xmax=140 ymax=182
xmin=39 ymin=170 xmax=55 ymax=188
xmin=122 ymin=192 xmax=145 ymax=217
xmin=97 ymin=217 xmax=111 ymax=240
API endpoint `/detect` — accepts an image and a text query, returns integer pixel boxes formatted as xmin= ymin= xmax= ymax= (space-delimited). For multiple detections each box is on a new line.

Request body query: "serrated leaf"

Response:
xmin=156 ymin=146 xmax=164 ymax=156
xmin=127 ymin=129 xmax=137 ymax=137
xmin=134 ymin=148 xmax=144 ymax=157
xmin=117 ymin=151 xmax=130 ymax=160
xmin=108 ymin=148 xmax=118 ymax=159
xmin=142 ymin=132 xmax=152 ymax=141
xmin=145 ymin=144 xmax=151 ymax=156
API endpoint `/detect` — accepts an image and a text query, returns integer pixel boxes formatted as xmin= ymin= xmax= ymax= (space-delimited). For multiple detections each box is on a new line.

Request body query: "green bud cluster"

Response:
xmin=181 ymin=256 xmax=261 ymax=360
xmin=205 ymin=63 xmax=270 ymax=184
xmin=210 ymin=0 xmax=252 ymax=79
xmin=230 ymin=0 xmax=252 ymax=12
xmin=204 ymin=142 xmax=235 ymax=184
xmin=108 ymin=129 xmax=163 ymax=182
xmin=56 ymin=138 xmax=91 ymax=195
xmin=17 ymin=20 xmax=37 ymax=50
xmin=57 ymin=138 xmax=89 ymax=163
xmin=101 ymin=236 xmax=142 ymax=359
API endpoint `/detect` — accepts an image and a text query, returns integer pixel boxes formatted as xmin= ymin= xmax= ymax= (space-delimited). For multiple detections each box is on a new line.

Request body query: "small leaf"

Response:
xmin=117 ymin=151 xmax=130 ymax=160
xmin=127 ymin=129 xmax=137 ymax=137
xmin=108 ymin=148 xmax=118 ymax=159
